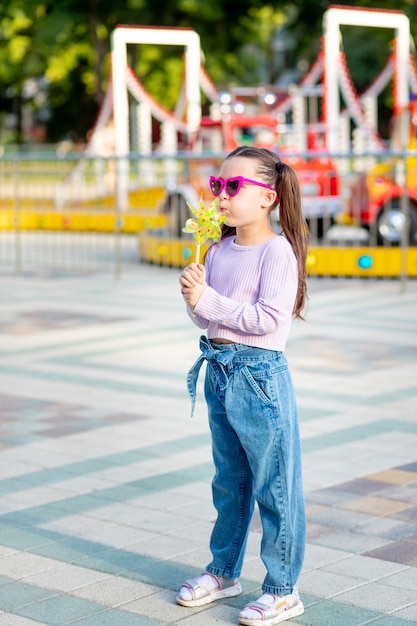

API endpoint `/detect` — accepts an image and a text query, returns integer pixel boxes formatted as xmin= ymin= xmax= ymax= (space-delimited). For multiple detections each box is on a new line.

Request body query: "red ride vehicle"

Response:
xmin=348 ymin=104 xmax=417 ymax=246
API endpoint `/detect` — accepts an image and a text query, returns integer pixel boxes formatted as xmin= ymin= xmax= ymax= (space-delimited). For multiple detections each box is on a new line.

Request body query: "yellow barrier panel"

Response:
xmin=0 ymin=199 xmax=55 ymax=211
xmin=2 ymin=213 xmax=415 ymax=276
xmin=139 ymin=236 xmax=417 ymax=277
xmin=0 ymin=187 xmax=166 ymax=212
xmin=0 ymin=211 xmax=14 ymax=229
xmin=0 ymin=209 xmax=167 ymax=233
xmin=139 ymin=236 xmax=208 ymax=267
xmin=307 ymin=247 xmax=417 ymax=277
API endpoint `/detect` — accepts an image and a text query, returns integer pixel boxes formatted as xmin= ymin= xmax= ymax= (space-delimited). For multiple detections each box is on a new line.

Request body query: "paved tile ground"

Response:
xmin=0 ymin=266 xmax=416 ymax=625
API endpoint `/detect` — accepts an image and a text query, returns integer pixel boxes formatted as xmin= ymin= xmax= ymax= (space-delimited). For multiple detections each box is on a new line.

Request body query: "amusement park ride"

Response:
xmin=2 ymin=5 xmax=417 ymax=276
xmin=106 ymin=4 xmax=417 ymax=276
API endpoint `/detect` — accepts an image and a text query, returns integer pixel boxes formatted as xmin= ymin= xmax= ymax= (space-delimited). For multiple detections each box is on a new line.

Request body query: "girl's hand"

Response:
xmin=179 ymin=263 xmax=207 ymax=308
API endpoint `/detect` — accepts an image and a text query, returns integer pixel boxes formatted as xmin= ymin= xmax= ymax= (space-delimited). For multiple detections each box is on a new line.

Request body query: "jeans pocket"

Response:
xmin=242 ymin=365 xmax=276 ymax=406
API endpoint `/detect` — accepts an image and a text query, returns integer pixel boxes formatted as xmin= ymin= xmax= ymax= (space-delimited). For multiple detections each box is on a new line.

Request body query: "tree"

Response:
xmin=0 ymin=0 xmax=299 ymax=142
xmin=0 ymin=0 xmax=416 ymax=143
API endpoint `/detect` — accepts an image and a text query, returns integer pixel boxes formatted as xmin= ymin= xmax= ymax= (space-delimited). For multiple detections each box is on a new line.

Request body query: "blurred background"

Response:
xmin=1 ymin=0 xmax=417 ymax=277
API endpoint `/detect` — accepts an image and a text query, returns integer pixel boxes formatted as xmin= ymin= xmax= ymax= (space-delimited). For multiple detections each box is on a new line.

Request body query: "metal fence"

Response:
xmin=0 ymin=150 xmax=166 ymax=277
xmin=0 ymin=148 xmax=416 ymax=279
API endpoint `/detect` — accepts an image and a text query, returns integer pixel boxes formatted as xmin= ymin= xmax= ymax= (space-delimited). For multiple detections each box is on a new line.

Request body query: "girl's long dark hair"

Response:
xmin=218 ymin=146 xmax=308 ymax=319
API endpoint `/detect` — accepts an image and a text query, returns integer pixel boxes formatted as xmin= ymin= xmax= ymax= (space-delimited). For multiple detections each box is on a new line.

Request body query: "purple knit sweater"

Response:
xmin=188 ymin=234 xmax=298 ymax=351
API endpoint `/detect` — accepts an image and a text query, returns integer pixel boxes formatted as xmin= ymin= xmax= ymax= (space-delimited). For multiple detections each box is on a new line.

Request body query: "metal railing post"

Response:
xmin=13 ymin=158 xmax=22 ymax=276
xmin=399 ymin=159 xmax=408 ymax=292
xmin=114 ymin=155 xmax=122 ymax=281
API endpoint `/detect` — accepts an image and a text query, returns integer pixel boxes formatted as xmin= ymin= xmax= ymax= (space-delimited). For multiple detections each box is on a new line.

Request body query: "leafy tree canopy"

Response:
xmin=0 ymin=0 xmax=416 ymax=142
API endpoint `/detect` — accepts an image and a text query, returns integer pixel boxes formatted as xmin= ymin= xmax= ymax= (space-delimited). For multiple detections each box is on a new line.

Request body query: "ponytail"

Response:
xmin=275 ymin=161 xmax=308 ymax=319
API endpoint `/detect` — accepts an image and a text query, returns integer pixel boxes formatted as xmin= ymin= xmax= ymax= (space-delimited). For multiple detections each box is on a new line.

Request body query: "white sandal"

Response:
xmin=239 ymin=589 xmax=304 ymax=625
xmin=176 ymin=572 xmax=242 ymax=607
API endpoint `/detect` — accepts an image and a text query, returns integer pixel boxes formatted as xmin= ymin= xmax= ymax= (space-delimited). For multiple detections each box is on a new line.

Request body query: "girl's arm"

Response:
xmin=180 ymin=263 xmax=210 ymax=328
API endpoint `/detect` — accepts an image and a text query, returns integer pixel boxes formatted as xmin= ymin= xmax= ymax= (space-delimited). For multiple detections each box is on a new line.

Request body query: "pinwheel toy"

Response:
xmin=182 ymin=196 xmax=227 ymax=263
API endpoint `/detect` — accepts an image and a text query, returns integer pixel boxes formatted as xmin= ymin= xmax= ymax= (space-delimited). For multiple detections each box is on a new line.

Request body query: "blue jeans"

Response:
xmin=187 ymin=336 xmax=306 ymax=596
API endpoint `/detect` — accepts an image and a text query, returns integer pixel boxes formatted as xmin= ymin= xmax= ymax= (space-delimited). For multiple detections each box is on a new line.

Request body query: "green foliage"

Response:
xmin=0 ymin=0 xmax=416 ymax=143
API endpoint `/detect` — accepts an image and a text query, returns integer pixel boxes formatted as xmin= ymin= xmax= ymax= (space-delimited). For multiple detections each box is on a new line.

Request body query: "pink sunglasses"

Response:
xmin=209 ymin=176 xmax=275 ymax=198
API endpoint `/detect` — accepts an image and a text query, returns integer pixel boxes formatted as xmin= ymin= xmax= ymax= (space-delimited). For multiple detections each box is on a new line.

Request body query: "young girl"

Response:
xmin=177 ymin=146 xmax=308 ymax=626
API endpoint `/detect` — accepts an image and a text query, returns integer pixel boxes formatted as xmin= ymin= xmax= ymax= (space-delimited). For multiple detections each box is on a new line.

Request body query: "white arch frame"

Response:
xmin=111 ymin=26 xmax=201 ymax=208
xmin=323 ymin=6 xmax=410 ymax=153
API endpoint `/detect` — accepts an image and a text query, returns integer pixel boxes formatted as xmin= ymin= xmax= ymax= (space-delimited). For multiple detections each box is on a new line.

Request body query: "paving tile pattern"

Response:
xmin=0 ymin=269 xmax=416 ymax=625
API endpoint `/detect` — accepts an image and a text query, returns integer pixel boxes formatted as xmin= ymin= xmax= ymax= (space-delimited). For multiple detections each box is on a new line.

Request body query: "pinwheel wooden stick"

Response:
xmin=182 ymin=197 xmax=226 ymax=264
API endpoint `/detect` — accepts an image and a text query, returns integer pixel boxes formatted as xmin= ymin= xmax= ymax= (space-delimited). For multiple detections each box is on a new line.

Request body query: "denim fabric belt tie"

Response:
xmin=187 ymin=336 xmax=236 ymax=416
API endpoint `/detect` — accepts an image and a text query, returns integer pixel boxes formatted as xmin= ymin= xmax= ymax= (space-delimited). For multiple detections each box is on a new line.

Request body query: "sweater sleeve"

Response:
xmin=193 ymin=245 xmax=297 ymax=335
xmin=186 ymin=304 xmax=210 ymax=329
